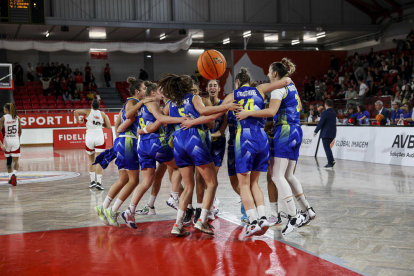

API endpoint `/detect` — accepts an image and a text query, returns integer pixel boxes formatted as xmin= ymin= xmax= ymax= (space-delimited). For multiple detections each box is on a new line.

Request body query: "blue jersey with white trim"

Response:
xmin=233 ymin=85 xmax=265 ymax=131
xmin=119 ymin=97 xmax=139 ymax=137
xmin=138 ymin=104 xmax=165 ymax=141
xmin=274 ymin=83 xmax=301 ymax=127
xmin=169 ymin=93 xmax=203 ymax=133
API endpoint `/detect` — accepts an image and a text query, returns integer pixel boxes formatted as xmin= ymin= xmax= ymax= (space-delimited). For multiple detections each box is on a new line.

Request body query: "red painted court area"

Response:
xmin=0 ymin=219 xmax=359 ymax=276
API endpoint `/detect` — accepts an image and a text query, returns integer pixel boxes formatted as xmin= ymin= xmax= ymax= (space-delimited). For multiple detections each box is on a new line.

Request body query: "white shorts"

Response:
xmin=85 ymin=131 xmax=105 ymax=155
xmin=4 ymin=138 xmax=20 ymax=157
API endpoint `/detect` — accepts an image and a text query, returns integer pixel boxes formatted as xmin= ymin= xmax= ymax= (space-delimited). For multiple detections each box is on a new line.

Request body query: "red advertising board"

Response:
xmin=90 ymin=52 xmax=108 ymax=59
xmin=53 ymin=128 xmax=113 ymax=149
xmin=20 ymin=113 xmax=119 ymax=129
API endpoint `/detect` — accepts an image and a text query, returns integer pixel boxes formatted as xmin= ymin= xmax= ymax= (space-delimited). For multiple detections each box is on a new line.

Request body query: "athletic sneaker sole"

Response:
xmin=166 ymin=201 xmax=178 ymax=210
xmin=194 ymin=224 xmax=214 ymax=235
xmin=121 ymin=212 xmax=137 ymax=229
xmin=94 ymin=206 xmax=109 ymax=226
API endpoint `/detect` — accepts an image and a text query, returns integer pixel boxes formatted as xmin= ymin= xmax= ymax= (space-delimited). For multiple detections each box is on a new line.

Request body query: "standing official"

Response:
xmin=314 ymin=99 xmax=337 ymax=170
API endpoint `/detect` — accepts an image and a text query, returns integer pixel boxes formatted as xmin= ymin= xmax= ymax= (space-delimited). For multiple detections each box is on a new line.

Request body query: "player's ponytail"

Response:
xmin=144 ymin=81 xmax=157 ymax=97
xmin=270 ymin=57 xmax=296 ymax=80
xmin=235 ymin=67 xmax=252 ymax=87
xmin=127 ymin=76 xmax=144 ymax=96
xmin=158 ymin=73 xmax=194 ymax=106
xmin=4 ymin=103 xmax=17 ymax=119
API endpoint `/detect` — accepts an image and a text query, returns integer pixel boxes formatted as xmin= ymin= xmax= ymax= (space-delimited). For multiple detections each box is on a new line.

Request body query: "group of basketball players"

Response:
xmin=79 ymin=57 xmax=316 ymax=237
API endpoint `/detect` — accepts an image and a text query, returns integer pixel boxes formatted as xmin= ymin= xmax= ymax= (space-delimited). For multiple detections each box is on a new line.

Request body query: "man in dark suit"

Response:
xmin=375 ymin=100 xmax=390 ymax=122
xmin=314 ymin=99 xmax=337 ymax=170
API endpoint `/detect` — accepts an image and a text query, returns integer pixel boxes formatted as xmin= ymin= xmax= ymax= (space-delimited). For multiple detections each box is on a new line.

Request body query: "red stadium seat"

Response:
xmin=74 ymin=104 xmax=82 ymax=109
xmin=46 ymin=96 xmax=55 ymax=101
xmin=81 ymin=104 xmax=89 ymax=109
xmin=40 ymin=104 xmax=49 ymax=109
xmin=22 ymin=99 xmax=31 ymax=105
xmin=57 ymin=104 xmax=65 ymax=109
xmin=56 ymin=100 xmax=64 ymax=105
xmin=39 ymin=99 xmax=47 ymax=104
xmin=31 ymin=99 xmax=40 ymax=105
xmin=25 ymin=111 xmax=34 ymax=114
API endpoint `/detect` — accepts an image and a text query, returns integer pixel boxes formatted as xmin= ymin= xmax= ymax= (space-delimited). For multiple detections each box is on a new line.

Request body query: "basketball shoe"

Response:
xmin=245 ymin=221 xmax=262 ymax=237
xmin=10 ymin=174 xmax=17 ymax=186
xmin=281 ymin=211 xmax=305 ymax=237
xmin=193 ymin=208 xmax=201 ymax=224
xmin=299 ymin=207 xmax=317 ymax=227
xmin=166 ymin=195 xmax=179 ymax=210
xmin=267 ymin=213 xmax=282 ymax=226
xmin=183 ymin=208 xmax=194 ymax=226
xmin=95 ymin=183 xmax=104 ymax=190
xmin=104 ymin=206 xmax=120 ymax=227
xmin=89 ymin=181 xmax=96 ymax=188
xmin=136 ymin=204 xmax=156 ymax=215
xmin=121 ymin=208 xmax=137 ymax=229
xmin=171 ymin=224 xmax=190 ymax=236
xmin=194 ymin=219 xmax=215 ymax=235
xmin=94 ymin=205 xmax=109 ymax=226
xmin=255 ymin=217 xmax=270 ymax=236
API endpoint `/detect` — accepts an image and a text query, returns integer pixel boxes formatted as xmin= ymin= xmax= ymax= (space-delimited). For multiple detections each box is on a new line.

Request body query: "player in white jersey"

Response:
xmin=74 ymin=100 xmax=111 ymax=190
xmin=0 ymin=103 xmax=22 ymax=186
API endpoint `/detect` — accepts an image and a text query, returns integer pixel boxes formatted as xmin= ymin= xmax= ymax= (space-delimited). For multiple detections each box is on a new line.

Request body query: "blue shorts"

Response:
xmin=227 ymin=145 xmax=236 ymax=177
xmin=211 ymin=136 xmax=226 ymax=167
xmin=235 ymin=128 xmax=269 ymax=174
xmin=173 ymin=128 xmax=213 ymax=167
xmin=272 ymin=124 xmax=303 ymax=161
xmin=114 ymin=136 xmax=140 ymax=170
xmin=138 ymin=137 xmax=174 ymax=169
xmin=205 ymin=130 xmax=212 ymax=150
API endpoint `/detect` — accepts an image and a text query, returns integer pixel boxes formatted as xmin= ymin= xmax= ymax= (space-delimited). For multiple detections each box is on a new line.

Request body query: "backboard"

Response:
xmin=0 ymin=63 xmax=14 ymax=90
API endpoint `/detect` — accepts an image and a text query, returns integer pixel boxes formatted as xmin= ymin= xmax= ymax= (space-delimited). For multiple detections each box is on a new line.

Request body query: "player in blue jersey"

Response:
xmin=159 ymin=74 xmax=240 ymax=236
xmin=117 ymin=82 xmax=184 ymax=229
xmin=232 ymin=67 xmax=291 ymax=237
xmin=236 ymin=59 xmax=316 ymax=236
xmin=94 ymin=76 xmax=152 ymax=227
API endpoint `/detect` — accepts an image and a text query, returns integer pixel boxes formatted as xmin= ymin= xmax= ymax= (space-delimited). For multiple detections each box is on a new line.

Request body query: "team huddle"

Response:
xmin=78 ymin=57 xmax=316 ymax=237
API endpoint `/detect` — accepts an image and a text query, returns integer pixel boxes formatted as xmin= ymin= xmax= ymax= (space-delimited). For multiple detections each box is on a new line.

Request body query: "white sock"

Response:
xmin=96 ymin=174 xmax=102 ymax=184
xmin=270 ymin=202 xmax=278 ymax=216
xmin=200 ymin=209 xmax=209 ymax=223
xmin=148 ymin=195 xmax=156 ymax=207
xmin=129 ymin=204 xmax=136 ymax=213
xmin=103 ymin=196 xmax=112 ymax=209
xmin=296 ymin=194 xmax=310 ymax=212
xmin=246 ymin=209 xmax=257 ymax=223
xmin=257 ymin=205 xmax=266 ymax=219
xmin=175 ymin=209 xmax=185 ymax=227
xmin=187 ymin=204 xmax=192 ymax=209
xmin=196 ymin=202 xmax=202 ymax=209
xmin=112 ymin=198 xmax=124 ymax=212
xmin=283 ymin=197 xmax=297 ymax=217
xmin=90 ymin=172 xmax=96 ymax=182
xmin=171 ymin=191 xmax=179 ymax=200
xmin=8 ymin=173 xmax=12 ymax=180
xmin=12 ymin=170 xmax=17 ymax=175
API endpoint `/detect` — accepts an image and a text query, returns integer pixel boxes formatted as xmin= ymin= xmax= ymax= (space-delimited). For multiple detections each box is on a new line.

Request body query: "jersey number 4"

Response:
xmin=238 ymin=99 xmax=254 ymax=111
xmin=7 ymin=125 xmax=17 ymax=135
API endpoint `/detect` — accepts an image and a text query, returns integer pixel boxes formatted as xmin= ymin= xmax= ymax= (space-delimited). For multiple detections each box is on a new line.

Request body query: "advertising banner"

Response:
xmin=299 ymin=125 xmax=320 ymax=157
xmin=90 ymin=52 xmax=108 ymax=59
xmin=20 ymin=113 xmax=119 ymax=129
xmin=316 ymin=126 xmax=414 ymax=167
xmin=53 ymin=128 xmax=113 ymax=149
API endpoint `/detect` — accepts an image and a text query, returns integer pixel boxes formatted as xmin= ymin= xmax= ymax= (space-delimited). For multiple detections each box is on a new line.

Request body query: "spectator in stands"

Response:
xmin=104 ymin=63 xmax=111 ymax=87
xmin=67 ymin=77 xmax=76 ymax=94
xmin=61 ymin=77 xmax=68 ymax=92
xmin=308 ymin=104 xmax=318 ymax=122
xmin=402 ymin=79 xmax=409 ymax=91
xmin=348 ymin=107 xmax=357 ymax=118
xmin=403 ymin=102 xmax=414 ymax=125
xmin=368 ymin=48 xmax=375 ymax=64
xmin=403 ymin=86 xmax=413 ymax=104
xmin=389 ymin=61 xmax=399 ymax=73
xmin=84 ymin=62 xmax=92 ymax=83
xmin=391 ymin=100 xmax=404 ymax=124
xmin=393 ymin=39 xmax=406 ymax=53
xmin=42 ymin=63 xmax=50 ymax=77
xmin=345 ymin=85 xmax=357 ymax=105
xmin=315 ymin=104 xmax=325 ymax=122
xmin=50 ymin=62 xmax=57 ymax=76
xmin=53 ymin=76 xmax=62 ymax=99
xmin=73 ymin=89 xmax=80 ymax=101
xmin=73 ymin=68 xmax=79 ymax=76
xmin=63 ymin=90 xmax=72 ymax=101
xmin=344 ymin=103 xmax=354 ymax=117
xmin=303 ymin=75 xmax=311 ymax=92
xmin=36 ymin=63 xmax=43 ymax=81
xmin=139 ymin=69 xmax=149 ymax=80
xmin=350 ymin=79 xmax=357 ymax=90
xmin=357 ymin=79 xmax=369 ymax=104
xmin=66 ymin=64 xmax=72 ymax=75
xmin=314 ymin=80 xmax=325 ymax=101
xmin=26 ymin=63 xmax=35 ymax=82
xmin=330 ymin=55 xmax=339 ymax=71
xmin=379 ymin=79 xmax=392 ymax=96
xmin=86 ymin=73 xmax=96 ymax=90
xmin=75 ymin=72 xmax=83 ymax=92
xmin=375 ymin=100 xmax=391 ymax=121
xmin=395 ymin=85 xmax=402 ymax=96
xmin=13 ymin=62 xmax=24 ymax=86
xmin=86 ymin=91 xmax=95 ymax=100
xmin=365 ymin=71 xmax=373 ymax=87
xmin=39 ymin=76 xmax=51 ymax=96
xmin=356 ymin=105 xmax=370 ymax=121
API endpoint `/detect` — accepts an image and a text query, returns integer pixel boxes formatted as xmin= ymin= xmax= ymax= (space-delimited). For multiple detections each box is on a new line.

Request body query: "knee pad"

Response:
xmin=6 ymin=156 xmax=12 ymax=166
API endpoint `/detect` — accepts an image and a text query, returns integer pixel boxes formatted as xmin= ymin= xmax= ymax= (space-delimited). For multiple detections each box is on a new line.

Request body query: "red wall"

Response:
xmin=233 ymin=50 xmax=347 ymax=87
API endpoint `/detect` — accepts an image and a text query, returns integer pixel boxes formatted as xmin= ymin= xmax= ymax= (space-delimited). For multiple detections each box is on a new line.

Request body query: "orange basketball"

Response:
xmin=376 ymin=114 xmax=385 ymax=122
xmin=197 ymin=50 xmax=227 ymax=80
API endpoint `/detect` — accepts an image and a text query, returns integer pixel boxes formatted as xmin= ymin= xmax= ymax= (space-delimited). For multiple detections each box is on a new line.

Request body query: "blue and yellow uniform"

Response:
xmin=234 ymin=85 xmax=269 ymax=174
xmin=137 ymin=103 xmax=174 ymax=169
xmin=227 ymin=110 xmax=237 ymax=176
xmin=114 ymin=97 xmax=140 ymax=170
xmin=211 ymin=99 xmax=226 ymax=167
xmin=164 ymin=100 xmax=175 ymax=148
xmin=272 ymin=83 xmax=302 ymax=161
xmin=170 ymin=93 xmax=213 ymax=167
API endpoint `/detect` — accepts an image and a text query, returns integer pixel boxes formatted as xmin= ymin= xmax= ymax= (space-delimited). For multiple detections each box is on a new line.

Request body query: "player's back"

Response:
xmin=169 ymin=93 xmax=203 ymax=133
xmin=3 ymin=114 xmax=19 ymax=140
xmin=138 ymin=104 xmax=165 ymax=140
xmin=85 ymin=109 xmax=104 ymax=132
xmin=274 ymin=83 xmax=301 ymax=127
xmin=233 ymin=85 xmax=265 ymax=131
xmin=119 ymin=97 xmax=140 ymax=137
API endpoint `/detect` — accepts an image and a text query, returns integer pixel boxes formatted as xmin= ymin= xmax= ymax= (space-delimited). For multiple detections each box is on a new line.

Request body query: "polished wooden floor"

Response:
xmin=1 ymin=147 xmax=413 ymax=275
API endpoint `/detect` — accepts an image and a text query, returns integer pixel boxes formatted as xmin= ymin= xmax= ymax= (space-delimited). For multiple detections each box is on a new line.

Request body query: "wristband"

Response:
xmin=143 ymin=127 xmax=148 ymax=134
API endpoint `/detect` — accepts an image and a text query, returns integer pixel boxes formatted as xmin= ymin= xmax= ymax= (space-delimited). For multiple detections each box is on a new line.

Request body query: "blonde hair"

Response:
xmin=281 ymin=58 xmax=296 ymax=76
xmin=4 ymin=103 xmax=17 ymax=119
xmin=144 ymin=81 xmax=157 ymax=97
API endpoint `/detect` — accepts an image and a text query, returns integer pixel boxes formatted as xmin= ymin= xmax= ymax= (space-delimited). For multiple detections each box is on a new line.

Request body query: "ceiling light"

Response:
xmin=90 ymin=48 xmax=107 ymax=52
xmin=89 ymin=27 xmax=106 ymax=39
xmin=188 ymin=49 xmax=204 ymax=53
xmin=316 ymin=32 xmax=326 ymax=38
xmin=45 ymin=31 xmax=49 ymax=37
xmin=264 ymin=34 xmax=279 ymax=42
xmin=146 ymin=55 xmax=152 ymax=58
xmin=292 ymin=40 xmax=300 ymax=45
xmin=160 ymin=33 xmax=166 ymax=40
xmin=282 ymin=31 xmax=286 ymax=37
xmin=223 ymin=38 xmax=230 ymax=44
xmin=243 ymin=31 xmax=251 ymax=38
xmin=316 ymin=47 xmax=319 ymax=51
xmin=303 ymin=32 xmax=317 ymax=42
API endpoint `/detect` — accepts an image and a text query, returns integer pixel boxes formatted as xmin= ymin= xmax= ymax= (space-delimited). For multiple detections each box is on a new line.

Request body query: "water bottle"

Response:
xmin=365 ymin=118 xmax=369 ymax=125
xmin=399 ymin=113 xmax=404 ymax=125
xmin=386 ymin=118 xmax=390 ymax=125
